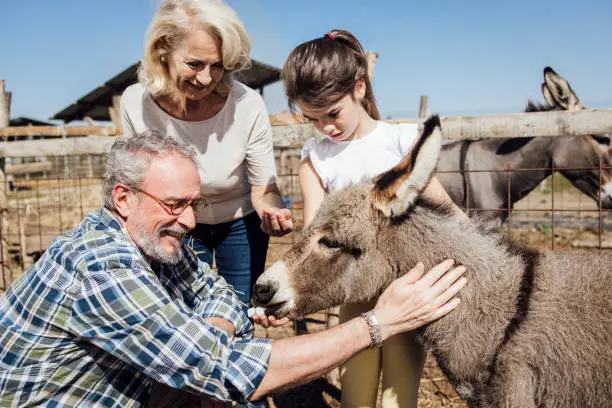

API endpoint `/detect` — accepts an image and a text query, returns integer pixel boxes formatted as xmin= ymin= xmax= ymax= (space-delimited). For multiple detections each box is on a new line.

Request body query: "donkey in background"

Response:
xmin=254 ymin=116 xmax=612 ymax=408
xmin=438 ymin=67 xmax=612 ymax=229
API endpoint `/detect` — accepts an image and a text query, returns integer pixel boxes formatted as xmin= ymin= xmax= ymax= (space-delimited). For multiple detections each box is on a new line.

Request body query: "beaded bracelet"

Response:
xmin=361 ymin=310 xmax=383 ymax=349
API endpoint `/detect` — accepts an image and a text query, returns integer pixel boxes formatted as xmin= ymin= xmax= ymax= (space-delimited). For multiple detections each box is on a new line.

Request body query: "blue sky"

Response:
xmin=1 ymin=0 xmax=611 ymax=123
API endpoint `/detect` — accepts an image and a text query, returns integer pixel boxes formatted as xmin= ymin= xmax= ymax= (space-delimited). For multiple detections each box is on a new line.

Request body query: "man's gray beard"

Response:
xmin=133 ymin=226 xmax=185 ymax=265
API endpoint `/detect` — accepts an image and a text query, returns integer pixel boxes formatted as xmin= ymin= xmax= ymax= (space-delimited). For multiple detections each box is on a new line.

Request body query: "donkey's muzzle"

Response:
xmin=253 ymin=281 xmax=279 ymax=305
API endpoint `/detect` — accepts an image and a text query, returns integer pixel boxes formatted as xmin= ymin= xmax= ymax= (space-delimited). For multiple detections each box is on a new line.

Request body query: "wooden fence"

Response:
xmin=2 ymin=109 xmax=612 ymax=156
xmin=2 ymin=108 xmax=611 ymax=195
xmin=0 ymin=108 xmax=611 ymax=289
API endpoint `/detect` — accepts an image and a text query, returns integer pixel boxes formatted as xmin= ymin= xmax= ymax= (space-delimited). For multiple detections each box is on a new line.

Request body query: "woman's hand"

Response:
xmin=260 ymin=208 xmax=293 ymax=237
xmin=373 ymin=259 xmax=467 ymax=340
xmin=250 ymin=184 xmax=294 ymax=236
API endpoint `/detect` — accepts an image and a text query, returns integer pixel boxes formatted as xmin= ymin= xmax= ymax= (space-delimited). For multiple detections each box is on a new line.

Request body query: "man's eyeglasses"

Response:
xmin=131 ymin=187 xmax=202 ymax=216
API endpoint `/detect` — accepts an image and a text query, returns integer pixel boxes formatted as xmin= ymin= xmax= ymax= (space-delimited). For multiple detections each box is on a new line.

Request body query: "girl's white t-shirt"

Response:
xmin=301 ymin=121 xmax=419 ymax=192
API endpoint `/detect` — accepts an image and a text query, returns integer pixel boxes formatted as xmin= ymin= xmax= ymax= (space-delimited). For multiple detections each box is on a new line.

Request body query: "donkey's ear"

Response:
xmin=541 ymin=82 xmax=556 ymax=108
xmin=371 ymin=115 xmax=443 ymax=218
xmin=542 ymin=66 xmax=583 ymax=111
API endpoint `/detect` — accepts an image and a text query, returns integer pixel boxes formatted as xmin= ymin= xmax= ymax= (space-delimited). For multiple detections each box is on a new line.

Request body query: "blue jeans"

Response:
xmin=185 ymin=212 xmax=269 ymax=306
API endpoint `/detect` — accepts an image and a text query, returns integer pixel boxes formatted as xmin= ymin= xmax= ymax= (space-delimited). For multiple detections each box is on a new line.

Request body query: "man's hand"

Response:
xmin=374 ymin=260 xmax=466 ymax=340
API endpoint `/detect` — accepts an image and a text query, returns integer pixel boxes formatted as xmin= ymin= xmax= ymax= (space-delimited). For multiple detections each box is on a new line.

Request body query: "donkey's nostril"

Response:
xmin=253 ymin=281 xmax=279 ymax=304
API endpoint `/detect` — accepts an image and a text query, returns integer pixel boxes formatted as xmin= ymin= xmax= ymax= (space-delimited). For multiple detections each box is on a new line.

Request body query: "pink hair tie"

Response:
xmin=325 ymin=32 xmax=335 ymax=40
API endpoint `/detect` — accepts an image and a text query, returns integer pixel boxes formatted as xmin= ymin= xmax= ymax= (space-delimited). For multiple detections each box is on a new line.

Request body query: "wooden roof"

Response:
xmin=52 ymin=59 xmax=281 ymax=123
xmin=10 ymin=117 xmax=54 ymax=127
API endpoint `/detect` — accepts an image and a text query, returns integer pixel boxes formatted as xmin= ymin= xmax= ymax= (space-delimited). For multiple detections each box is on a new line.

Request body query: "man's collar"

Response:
xmin=98 ymin=208 xmax=154 ymax=265
xmin=98 ymin=207 xmax=126 ymax=232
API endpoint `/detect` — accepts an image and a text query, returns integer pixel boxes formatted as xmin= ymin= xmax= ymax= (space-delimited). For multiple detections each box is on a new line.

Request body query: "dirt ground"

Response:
xmin=258 ymin=319 xmax=466 ymax=408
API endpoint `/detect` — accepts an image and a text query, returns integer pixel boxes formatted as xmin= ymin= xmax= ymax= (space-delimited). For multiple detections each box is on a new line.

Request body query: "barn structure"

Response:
xmin=51 ymin=59 xmax=282 ymax=127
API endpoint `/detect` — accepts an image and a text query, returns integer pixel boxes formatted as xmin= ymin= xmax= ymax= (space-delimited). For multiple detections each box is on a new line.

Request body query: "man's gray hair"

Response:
xmin=103 ymin=130 xmax=197 ymax=211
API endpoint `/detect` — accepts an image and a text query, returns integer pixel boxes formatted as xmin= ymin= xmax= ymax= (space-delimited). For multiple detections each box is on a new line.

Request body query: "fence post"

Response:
xmin=0 ymin=80 xmax=11 ymax=289
xmin=418 ymin=95 xmax=428 ymax=133
xmin=419 ymin=95 xmax=428 ymax=120
xmin=366 ymin=51 xmax=378 ymax=82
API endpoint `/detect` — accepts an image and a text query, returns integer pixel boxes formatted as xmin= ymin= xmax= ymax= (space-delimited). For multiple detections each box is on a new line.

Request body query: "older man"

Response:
xmin=0 ymin=131 xmax=465 ymax=407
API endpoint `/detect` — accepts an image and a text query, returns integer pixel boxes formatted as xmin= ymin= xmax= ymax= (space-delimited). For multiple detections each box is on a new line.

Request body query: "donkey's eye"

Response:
xmin=318 ymin=237 xmax=343 ymax=249
xmin=348 ymin=248 xmax=363 ymax=258
xmin=593 ymin=135 xmax=610 ymax=146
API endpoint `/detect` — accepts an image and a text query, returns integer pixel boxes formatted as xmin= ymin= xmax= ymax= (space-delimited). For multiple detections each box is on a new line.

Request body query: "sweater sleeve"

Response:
xmin=245 ymin=94 xmax=277 ymax=187
xmin=119 ymin=88 xmax=138 ymax=138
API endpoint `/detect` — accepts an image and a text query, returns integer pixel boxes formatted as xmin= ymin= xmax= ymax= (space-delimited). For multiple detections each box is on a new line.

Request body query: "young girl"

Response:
xmin=283 ymin=30 xmax=465 ymax=408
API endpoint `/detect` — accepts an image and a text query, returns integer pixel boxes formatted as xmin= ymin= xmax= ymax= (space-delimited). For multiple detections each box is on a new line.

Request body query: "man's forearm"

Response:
xmin=250 ymin=317 xmax=370 ymax=400
xmin=204 ymin=317 xmax=236 ymax=336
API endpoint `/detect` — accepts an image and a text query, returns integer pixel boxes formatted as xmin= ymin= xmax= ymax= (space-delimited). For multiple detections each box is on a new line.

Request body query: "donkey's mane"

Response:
xmin=525 ymin=101 xmax=559 ymax=113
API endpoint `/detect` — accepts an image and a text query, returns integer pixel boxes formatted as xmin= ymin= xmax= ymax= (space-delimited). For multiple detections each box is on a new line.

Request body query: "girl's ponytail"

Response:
xmin=283 ymin=29 xmax=381 ymax=120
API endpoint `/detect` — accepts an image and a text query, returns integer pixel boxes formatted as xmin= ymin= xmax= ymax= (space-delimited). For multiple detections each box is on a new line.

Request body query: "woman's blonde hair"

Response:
xmin=139 ymin=0 xmax=252 ymax=97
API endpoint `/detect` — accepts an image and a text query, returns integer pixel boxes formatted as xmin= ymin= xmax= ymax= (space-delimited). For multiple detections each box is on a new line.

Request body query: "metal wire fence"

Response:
xmin=0 ymin=155 xmax=610 ymax=291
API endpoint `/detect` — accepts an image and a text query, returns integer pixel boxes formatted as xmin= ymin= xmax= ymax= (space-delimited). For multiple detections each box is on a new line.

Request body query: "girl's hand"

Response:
xmin=373 ymin=259 xmax=467 ymax=340
xmin=261 ymin=208 xmax=293 ymax=237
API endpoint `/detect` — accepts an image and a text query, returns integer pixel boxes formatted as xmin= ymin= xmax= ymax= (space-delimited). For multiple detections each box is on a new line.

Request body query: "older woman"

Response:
xmin=120 ymin=0 xmax=292 ymax=306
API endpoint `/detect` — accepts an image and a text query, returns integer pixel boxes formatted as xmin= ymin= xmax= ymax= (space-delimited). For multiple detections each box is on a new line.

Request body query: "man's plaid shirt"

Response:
xmin=0 ymin=208 xmax=272 ymax=407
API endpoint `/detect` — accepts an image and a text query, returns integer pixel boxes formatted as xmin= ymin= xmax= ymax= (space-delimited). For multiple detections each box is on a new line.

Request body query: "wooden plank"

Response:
xmin=108 ymin=95 xmax=123 ymax=130
xmin=0 ymin=80 xmax=8 ymax=128
xmin=2 ymin=109 xmax=612 ymax=142
xmin=269 ymin=112 xmax=306 ymax=125
xmin=271 ymin=123 xmax=319 ymax=147
xmin=366 ymin=51 xmax=378 ymax=81
xmin=25 ymin=234 xmax=53 ymax=255
xmin=572 ymin=240 xmax=612 ymax=249
xmin=419 ymin=95 xmax=428 ymax=120
xmin=439 ymin=109 xmax=612 ymax=140
xmin=1 ymin=109 xmax=611 ymax=155
xmin=0 ymin=125 xmax=118 ymax=138
xmin=0 ymin=80 xmax=10 ymax=284
xmin=272 ymin=109 xmax=612 ymax=146
xmin=0 ymin=136 xmax=117 ymax=157
xmin=5 ymin=161 xmax=53 ymax=175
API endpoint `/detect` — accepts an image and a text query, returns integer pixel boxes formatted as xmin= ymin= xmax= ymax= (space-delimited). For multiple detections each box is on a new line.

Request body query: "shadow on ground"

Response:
xmin=268 ymin=378 xmax=341 ymax=408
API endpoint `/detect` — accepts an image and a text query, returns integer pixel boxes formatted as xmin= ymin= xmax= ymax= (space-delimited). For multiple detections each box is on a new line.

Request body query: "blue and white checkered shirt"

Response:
xmin=0 ymin=208 xmax=272 ymax=407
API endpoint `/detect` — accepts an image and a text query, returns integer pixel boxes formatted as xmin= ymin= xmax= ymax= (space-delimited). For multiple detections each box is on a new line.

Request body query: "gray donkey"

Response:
xmin=253 ymin=116 xmax=612 ymax=408
xmin=438 ymin=67 xmax=612 ymax=229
